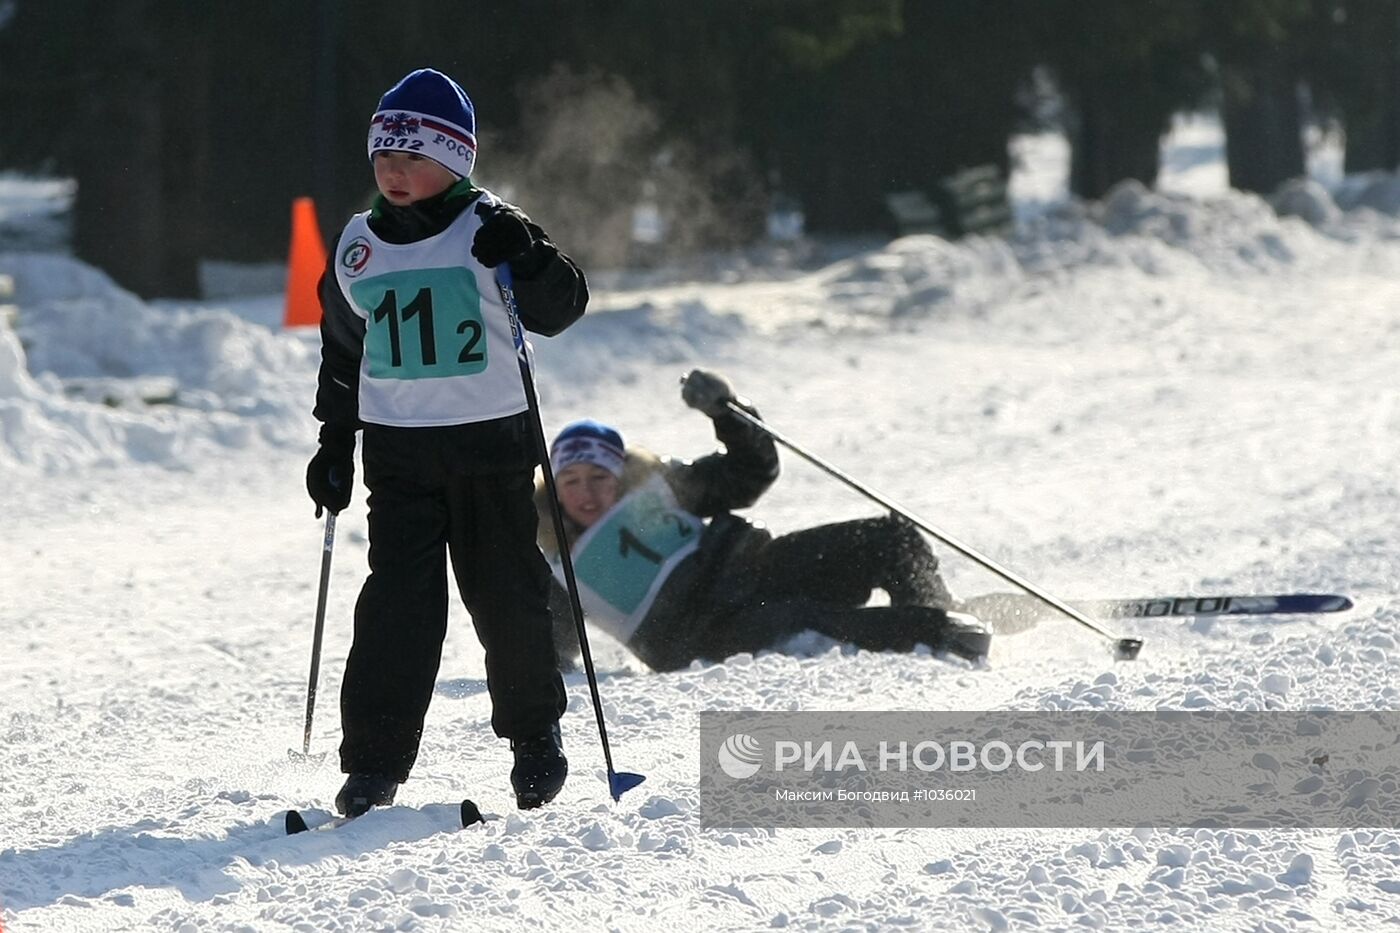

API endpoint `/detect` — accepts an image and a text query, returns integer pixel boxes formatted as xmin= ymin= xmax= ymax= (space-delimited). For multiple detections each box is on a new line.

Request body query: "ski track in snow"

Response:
xmin=4 ymin=128 xmax=1400 ymax=930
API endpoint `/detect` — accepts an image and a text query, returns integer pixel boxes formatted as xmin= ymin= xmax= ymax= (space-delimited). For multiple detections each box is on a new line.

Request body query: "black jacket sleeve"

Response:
xmin=312 ymin=258 xmax=366 ymax=432
xmin=511 ymin=222 xmax=589 ymax=338
xmin=665 ymin=401 xmax=780 ymax=518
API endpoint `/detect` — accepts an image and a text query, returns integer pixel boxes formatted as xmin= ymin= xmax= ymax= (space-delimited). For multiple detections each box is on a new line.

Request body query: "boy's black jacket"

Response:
xmin=312 ymin=183 xmax=588 ymax=472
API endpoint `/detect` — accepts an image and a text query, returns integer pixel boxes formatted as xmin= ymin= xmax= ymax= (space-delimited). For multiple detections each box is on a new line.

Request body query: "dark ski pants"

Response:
xmin=722 ymin=602 xmax=953 ymax=657
xmin=340 ymin=433 xmax=566 ymax=782
xmin=748 ymin=514 xmax=952 ymax=610
xmin=635 ymin=515 xmax=955 ymax=670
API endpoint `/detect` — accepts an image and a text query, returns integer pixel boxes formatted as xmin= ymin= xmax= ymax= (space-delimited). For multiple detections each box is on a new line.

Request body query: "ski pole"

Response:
xmin=295 ymin=512 xmax=336 ymax=759
xmin=496 ymin=263 xmax=646 ymax=801
xmin=715 ymin=396 xmax=1143 ymax=661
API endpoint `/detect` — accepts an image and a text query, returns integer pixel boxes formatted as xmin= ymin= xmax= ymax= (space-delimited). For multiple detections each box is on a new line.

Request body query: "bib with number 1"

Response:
xmin=560 ymin=474 xmax=704 ymax=643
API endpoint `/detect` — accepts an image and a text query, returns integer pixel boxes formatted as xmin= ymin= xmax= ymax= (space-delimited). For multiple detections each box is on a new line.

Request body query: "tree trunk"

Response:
xmin=1067 ymin=82 xmax=1165 ymax=200
xmin=1341 ymin=33 xmax=1400 ymax=173
xmin=1220 ymin=58 xmax=1305 ymax=194
xmin=71 ymin=3 xmax=176 ymax=297
xmin=1341 ymin=104 xmax=1400 ymax=174
xmin=158 ymin=6 xmax=213 ymax=298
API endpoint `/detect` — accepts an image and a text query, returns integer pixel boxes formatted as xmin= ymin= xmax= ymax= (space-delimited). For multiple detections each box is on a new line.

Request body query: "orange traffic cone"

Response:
xmin=283 ymin=197 xmax=327 ymax=328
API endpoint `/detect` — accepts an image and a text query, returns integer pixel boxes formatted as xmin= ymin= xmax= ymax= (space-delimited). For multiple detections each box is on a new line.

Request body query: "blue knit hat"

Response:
xmin=368 ymin=68 xmax=477 ymax=178
xmin=550 ymin=420 xmax=626 ymax=478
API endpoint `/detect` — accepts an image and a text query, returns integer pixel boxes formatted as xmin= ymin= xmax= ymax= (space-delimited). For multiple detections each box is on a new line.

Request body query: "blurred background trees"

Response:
xmin=0 ymin=0 xmax=1393 ymax=297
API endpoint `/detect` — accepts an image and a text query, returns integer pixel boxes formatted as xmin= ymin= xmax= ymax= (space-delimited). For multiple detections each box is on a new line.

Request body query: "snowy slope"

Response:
xmin=3 ymin=121 xmax=1400 ymax=931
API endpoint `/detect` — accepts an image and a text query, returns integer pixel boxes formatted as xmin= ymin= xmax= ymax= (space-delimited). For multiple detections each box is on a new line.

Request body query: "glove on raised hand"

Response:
xmin=306 ymin=426 xmax=355 ymax=518
xmin=471 ymin=203 xmax=543 ymax=274
xmin=680 ymin=368 xmax=737 ymax=418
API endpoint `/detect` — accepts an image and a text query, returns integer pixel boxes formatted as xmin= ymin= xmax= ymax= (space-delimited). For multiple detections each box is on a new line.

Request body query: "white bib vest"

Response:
xmin=553 ymin=475 xmax=705 ymax=644
xmin=332 ymin=191 xmax=530 ymax=427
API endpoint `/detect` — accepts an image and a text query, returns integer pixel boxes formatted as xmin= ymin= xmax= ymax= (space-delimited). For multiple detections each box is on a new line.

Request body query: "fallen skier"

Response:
xmin=536 ymin=369 xmax=992 ymax=672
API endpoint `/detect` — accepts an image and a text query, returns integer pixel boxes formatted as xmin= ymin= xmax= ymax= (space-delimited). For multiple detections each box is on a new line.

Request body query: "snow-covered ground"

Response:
xmin=4 ymin=118 xmax=1400 ymax=931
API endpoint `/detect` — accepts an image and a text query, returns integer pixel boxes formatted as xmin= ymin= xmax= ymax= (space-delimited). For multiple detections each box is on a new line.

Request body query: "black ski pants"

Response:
xmin=340 ymin=427 xmax=566 ymax=782
xmin=711 ymin=514 xmax=954 ymax=658
xmin=634 ymin=514 xmax=955 ymax=670
xmin=750 ymin=514 xmax=951 ymax=610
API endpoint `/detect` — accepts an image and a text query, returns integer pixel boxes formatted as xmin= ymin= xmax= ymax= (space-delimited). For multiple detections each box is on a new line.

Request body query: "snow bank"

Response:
xmin=9 ymin=166 xmax=1400 ymax=474
xmin=0 ymin=172 xmax=73 ymax=252
xmin=591 ymin=177 xmax=1400 ymax=339
xmin=0 ymin=253 xmax=314 ymax=472
xmin=7 ymin=254 xmax=309 ymax=399
xmin=1272 ymin=178 xmax=1342 ymax=228
xmin=1334 ymin=171 xmax=1400 ymax=215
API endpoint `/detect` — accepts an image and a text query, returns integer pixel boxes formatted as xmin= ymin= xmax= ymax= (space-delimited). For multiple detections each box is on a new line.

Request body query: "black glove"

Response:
xmin=306 ymin=426 xmax=356 ymax=518
xmin=472 ymin=203 xmax=541 ymax=273
xmin=680 ymin=368 xmax=737 ymax=418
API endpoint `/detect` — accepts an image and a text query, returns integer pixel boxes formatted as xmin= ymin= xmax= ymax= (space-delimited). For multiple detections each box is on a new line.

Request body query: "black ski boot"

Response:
xmin=935 ymin=610 xmax=993 ymax=662
xmin=335 ymin=772 xmax=399 ymax=817
xmin=511 ymin=723 xmax=568 ymax=810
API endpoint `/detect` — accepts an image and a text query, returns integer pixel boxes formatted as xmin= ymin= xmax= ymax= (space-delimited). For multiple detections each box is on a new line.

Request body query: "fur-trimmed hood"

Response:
xmin=535 ymin=446 xmax=668 ymax=558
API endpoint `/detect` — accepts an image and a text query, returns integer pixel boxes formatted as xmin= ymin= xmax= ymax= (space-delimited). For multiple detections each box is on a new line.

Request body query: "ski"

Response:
xmin=284 ymin=798 xmax=485 ymax=835
xmin=1081 ymin=593 xmax=1352 ymax=619
xmin=963 ymin=592 xmax=1353 ymax=635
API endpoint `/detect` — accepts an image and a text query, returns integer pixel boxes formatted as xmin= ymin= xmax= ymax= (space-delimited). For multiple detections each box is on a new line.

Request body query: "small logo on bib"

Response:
xmin=341 ymin=237 xmax=372 ymax=278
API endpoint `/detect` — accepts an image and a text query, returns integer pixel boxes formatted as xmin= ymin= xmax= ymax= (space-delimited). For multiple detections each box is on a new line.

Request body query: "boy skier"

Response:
xmin=306 ymin=67 xmax=587 ymax=815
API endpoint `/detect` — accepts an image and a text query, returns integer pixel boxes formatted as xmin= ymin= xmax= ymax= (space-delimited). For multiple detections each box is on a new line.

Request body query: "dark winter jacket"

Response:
xmin=538 ymin=404 xmax=781 ymax=671
xmin=313 ymin=180 xmax=588 ymax=471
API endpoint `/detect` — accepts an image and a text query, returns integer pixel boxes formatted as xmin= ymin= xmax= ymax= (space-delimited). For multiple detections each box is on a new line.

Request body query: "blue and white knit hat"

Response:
xmin=368 ymin=68 xmax=477 ymax=178
xmin=550 ymin=420 xmax=626 ymax=478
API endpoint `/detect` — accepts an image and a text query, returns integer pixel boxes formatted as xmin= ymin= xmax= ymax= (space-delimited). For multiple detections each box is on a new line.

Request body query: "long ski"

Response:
xmin=1084 ymin=593 xmax=1351 ymax=618
xmin=964 ymin=592 xmax=1353 ymax=634
xmin=285 ymin=799 xmax=485 ymax=835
